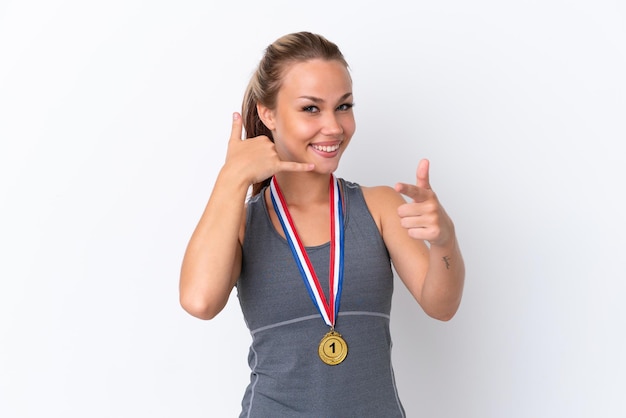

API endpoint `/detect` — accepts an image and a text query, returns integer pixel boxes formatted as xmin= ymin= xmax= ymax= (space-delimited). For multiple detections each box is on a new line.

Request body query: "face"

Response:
xmin=258 ymin=59 xmax=356 ymax=174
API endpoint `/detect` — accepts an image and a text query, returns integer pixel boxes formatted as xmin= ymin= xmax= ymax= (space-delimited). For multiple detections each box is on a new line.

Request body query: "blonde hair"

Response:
xmin=242 ymin=32 xmax=349 ymax=196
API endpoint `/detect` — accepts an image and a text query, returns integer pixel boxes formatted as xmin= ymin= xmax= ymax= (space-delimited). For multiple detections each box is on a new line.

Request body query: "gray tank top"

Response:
xmin=237 ymin=179 xmax=405 ymax=418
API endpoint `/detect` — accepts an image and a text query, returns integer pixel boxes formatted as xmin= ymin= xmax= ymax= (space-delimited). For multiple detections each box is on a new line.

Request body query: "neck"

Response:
xmin=273 ymin=172 xmax=332 ymax=206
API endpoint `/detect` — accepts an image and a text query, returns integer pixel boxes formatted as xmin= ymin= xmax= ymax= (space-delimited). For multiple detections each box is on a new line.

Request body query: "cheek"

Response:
xmin=343 ymin=117 xmax=356 ymax=138
xmin=274 ymin=119 xmax=313 ymax=150
xmin=283 ymin=118 xmax=318 ymax=140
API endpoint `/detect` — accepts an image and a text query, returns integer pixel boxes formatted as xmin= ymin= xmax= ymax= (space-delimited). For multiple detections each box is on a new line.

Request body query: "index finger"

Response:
xmin=395 ymin=182 xmax=430 ymax=203
xmin=230 ymin=112 xmax=243 ymax=142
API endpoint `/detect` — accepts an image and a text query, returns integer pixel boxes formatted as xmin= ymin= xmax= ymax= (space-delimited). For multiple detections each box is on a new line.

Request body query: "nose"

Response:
xmin=321 ymin=113 xmax=344 ymax=136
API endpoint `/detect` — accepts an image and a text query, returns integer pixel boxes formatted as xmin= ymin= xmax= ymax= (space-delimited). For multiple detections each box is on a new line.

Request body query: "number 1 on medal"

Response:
xmin=318 ymin=330 xmax=348 ymax=365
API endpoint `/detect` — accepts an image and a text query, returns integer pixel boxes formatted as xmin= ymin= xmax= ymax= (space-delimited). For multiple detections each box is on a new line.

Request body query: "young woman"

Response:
xmin=180 ymin=31 xmax=465 ymax=417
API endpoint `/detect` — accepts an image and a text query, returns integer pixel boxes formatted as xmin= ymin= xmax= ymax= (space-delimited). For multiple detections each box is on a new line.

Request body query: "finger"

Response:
xmin=277 ymin=161 xmax=315 ymax=173
xmin=397 ymin=200 xmax=435 ymax=218
xmin=395 ymin=182 xmax=430 ymax=203
xmin=416 ymin=159 xmax=431 ymax=190
xmin=230 ymin=112 xmax=243 ymax=142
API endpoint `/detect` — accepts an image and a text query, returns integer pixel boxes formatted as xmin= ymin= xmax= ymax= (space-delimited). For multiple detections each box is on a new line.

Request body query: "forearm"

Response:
xmin=179 ymin=167 xmax=249 ymax=319
xmin=420 ymin=234 xmax=465 ymax=321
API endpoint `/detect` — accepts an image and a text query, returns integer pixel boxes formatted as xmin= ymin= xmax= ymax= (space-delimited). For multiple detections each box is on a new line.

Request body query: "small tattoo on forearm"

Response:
xmin=442 ymin=256 xmax=451 ymax=270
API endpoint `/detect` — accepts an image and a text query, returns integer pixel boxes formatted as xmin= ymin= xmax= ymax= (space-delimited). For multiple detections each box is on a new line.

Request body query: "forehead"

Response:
xmin=278 ymin=59 xmax=352 ymax=98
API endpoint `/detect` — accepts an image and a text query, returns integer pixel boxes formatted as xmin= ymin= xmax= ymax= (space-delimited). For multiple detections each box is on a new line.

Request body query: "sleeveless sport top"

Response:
xmin=237 ymin=179 xmax=406 ymax=418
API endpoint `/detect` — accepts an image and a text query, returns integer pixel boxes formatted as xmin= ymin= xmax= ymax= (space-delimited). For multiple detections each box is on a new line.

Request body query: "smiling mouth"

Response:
xmin=311 ymin=143 xmax=340 ymax=153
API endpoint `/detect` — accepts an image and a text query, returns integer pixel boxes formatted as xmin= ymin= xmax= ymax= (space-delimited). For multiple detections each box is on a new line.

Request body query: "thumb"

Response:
xmin=416 ymin=159 xmax=431 ymax=190
xmin=229 ymin=112 xmax=243 ymax=142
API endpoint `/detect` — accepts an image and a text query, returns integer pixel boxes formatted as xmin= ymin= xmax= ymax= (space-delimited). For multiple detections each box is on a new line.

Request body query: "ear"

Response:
xmin=257 ymin=103 xmax=276 ymax=131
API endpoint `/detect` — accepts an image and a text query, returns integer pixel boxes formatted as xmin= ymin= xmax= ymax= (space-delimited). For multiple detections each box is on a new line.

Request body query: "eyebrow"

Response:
xmin=298 ymin=92 xmax=353 ymax=103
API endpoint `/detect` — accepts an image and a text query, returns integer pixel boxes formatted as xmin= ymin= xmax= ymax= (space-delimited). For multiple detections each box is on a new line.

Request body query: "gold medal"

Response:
xmin=318 ymin=330 xmax=348 ymax=365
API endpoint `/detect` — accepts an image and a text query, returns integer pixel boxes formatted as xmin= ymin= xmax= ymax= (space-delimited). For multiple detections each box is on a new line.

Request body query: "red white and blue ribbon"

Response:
xmin=269 ymin=175 xmax=345 ymax=328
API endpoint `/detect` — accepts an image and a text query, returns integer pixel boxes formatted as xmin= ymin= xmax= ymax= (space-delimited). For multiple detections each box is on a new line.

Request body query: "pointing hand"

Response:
xmin=394 ymin=159 xmax=453 ymax=247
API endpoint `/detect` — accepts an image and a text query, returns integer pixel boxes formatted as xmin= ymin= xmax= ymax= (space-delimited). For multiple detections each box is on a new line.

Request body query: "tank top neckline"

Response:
xmin=259 ymin=177 xmax=350 ymax=251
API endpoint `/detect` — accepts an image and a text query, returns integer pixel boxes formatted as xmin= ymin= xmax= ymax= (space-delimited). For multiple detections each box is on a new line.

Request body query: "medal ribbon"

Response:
xmin=269 ymin=175 xmax=345 ymax=328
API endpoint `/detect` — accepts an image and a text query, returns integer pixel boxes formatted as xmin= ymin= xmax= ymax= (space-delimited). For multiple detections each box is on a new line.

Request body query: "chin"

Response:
xmin=313 ymin=162 xmax=341 ymax=175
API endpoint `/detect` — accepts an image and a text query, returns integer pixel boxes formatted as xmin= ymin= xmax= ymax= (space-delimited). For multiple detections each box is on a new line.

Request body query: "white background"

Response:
xmin=1 ymin=1 xmax=625 ymax=417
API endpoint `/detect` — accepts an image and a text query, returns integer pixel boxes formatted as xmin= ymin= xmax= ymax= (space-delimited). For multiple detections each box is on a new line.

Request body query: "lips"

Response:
xmin=310 ymin=143 xmax=341 ymax=153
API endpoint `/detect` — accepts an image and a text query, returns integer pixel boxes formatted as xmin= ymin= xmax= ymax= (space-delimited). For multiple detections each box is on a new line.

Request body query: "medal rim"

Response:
xmin=318 ymin=330 xmax=348 ymax=366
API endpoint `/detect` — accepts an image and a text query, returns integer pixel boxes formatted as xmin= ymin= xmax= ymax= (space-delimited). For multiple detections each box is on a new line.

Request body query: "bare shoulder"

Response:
xmin=360 ymin=184 xmax=406 ymax=207
xmin=359 ymin=184 xmax=407 ymax=229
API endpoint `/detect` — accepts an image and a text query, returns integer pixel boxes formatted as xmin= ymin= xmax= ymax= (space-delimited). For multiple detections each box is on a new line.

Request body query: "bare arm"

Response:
xmin=366 ymin=159 xmax=465 ymax=321
xmin=419 ymin=233 xmax=464 ymax=321
xmin=179 ymin=168 xmax=248 ymax=320
xmin=179 ymin=112 xmax=314 ymax=320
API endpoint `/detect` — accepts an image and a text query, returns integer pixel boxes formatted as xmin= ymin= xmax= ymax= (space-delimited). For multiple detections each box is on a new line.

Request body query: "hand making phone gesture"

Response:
xmin=224 ymin=112 xmax=314 ymax=185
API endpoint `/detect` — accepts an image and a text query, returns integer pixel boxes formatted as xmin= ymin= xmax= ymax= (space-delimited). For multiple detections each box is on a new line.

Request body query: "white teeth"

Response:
xmin=312 ymin=144 xmax=340 ymax=152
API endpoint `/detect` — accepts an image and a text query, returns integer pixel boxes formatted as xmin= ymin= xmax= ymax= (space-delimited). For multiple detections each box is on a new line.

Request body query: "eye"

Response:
xmin=302 ymin=105 xmax=320 ymax=113
xmin=336 ymin=102 xmax=354 ymax=111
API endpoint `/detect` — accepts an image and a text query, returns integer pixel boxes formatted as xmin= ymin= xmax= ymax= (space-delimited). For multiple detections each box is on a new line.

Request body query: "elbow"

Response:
xmin=430 ymin=310 xmax=456 ymax=322
xmin=179 ymin=292 xmax=225 ymax=320
xmin=424 ymin=301 xmax=461 ymax=322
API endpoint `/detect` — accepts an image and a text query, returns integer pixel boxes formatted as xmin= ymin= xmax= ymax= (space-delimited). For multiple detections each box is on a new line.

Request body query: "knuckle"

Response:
xmin=408 ymin=229 xmax=422 ymax=240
